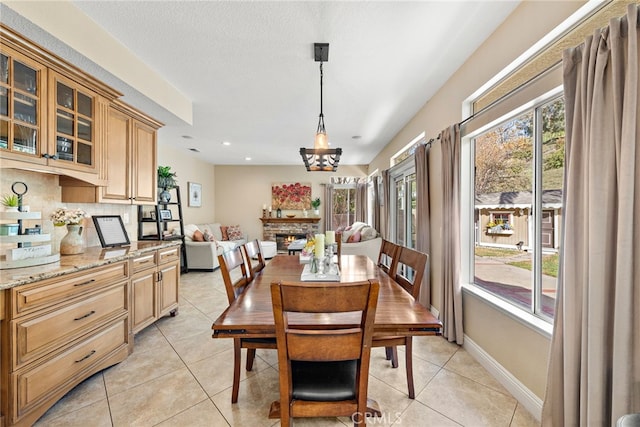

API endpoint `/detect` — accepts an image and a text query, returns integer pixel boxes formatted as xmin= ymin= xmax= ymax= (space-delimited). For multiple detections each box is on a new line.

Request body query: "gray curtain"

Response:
xmin=440 ymin=124 xmax=463 ymax=344
xmin=355 ymin=181 xmax=367 ymax=223
xmin=381 ymin=169 xmax=391 ymax=239
xmin=415 ymin=143 xmax=431 ymax=309
xmin=372 ymin=176 xmax=381 ymax=232
xmin=322 ymin=183 xmax=333 ymax=231
xmin=542 ymin=4 xmax=640 ymax=425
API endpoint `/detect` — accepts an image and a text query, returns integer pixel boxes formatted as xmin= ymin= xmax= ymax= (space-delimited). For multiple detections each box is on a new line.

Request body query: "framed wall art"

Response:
xmin=271 ymin=182 xmax=312 ymax=210
xmin=188 ymin=182 xmax=202 ymax=207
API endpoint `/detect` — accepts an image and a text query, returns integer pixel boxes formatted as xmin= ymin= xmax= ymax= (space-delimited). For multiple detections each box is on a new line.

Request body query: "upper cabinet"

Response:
xmin=1 ymin=25 xmax=162 ymax=191
xmin=47 ymin=71 xmax=100 ymax=173
xmin=0 ymin=46 xmax=48 ymax=166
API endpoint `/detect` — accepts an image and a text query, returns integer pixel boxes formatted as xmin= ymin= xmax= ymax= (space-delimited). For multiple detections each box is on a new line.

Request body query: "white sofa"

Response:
xmin=341 ymin=236 xmax=382 ymax=262
xmin=183 ymin=223 xmax=247 ymax=271
xmin=338 ymin=222 xmax=382 ymax=262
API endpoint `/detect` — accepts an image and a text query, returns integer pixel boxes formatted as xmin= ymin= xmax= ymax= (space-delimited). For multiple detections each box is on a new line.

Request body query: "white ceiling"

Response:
xmin=6 ymin=1 xmax=521 ymax=166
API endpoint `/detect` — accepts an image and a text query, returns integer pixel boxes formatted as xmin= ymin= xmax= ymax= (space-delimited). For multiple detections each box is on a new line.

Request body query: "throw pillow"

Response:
xmin=227 ymin=225 xmax=243 ymax=241
xmin=203 ymin=229 xmax=217 ymax=242
xmin=347 ymin=231 xmax=361 ymax=243
xmin=183 ymin=224 xmax=200 ymax=240
xmin=220 ymin=226 xmax=229 ymax=241
xmin=193 ymin=230 xmax=205 ymax=242
xmin=360 ymin=226 xmax=379 ymax=241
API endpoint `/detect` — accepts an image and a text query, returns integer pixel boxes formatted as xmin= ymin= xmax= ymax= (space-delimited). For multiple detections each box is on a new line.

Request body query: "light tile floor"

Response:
xmin=34 ymin=269 xmax=540 ymax=426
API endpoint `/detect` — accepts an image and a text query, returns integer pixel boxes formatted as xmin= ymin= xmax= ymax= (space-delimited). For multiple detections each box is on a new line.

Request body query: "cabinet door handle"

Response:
xmin=74 ymin=279 xmax=96 ymax=287
xmin=75 ymin=350 xmax=96 ymax=363
xmin=74 ymin=310 xmax=96 ymax=321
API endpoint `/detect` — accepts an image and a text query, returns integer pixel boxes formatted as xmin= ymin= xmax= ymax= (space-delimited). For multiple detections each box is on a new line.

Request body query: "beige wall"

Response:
xmin=157 ymin=141 xmax=216 ymax=225
xmin=214 ymin=165 xmax=368 ymax=241
xmin=368 ymin=0 xmax=585 ymax=401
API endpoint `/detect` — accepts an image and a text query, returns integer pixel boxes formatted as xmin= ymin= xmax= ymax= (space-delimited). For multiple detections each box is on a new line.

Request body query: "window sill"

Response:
xmin=461 ymin=283 xmax=553 ymax=338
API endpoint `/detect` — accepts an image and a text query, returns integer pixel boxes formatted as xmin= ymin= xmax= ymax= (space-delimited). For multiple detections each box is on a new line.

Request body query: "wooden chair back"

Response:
xmin=218 ymin=247 xmax=250 ymax=304
xmin=242 ymin=239 xmax=266 ymax=282
xmin=377 ymin=239 xmax=399 ymax=274
xmin=270 ymin=280 xmax=379 ymax=426
xmin=392 ymin=246 xmax=428 ymax=299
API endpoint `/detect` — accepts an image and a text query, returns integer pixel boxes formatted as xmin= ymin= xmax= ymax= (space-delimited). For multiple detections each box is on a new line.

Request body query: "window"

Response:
xmin=470 ymin=94 xmax=564 ymax=321
xmin=390 ymin=159 xmax=416 ymax=249
xmin=330 ymin=177 xmax=358 ymax=230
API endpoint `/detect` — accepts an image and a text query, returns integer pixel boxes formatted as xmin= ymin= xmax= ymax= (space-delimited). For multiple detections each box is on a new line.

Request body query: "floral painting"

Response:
xmin=272 ymin=182 xmax=312 ymax=210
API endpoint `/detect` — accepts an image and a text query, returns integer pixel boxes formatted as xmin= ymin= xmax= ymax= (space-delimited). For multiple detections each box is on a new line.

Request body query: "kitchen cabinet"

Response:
xmin=1 ymin=261 xmax=131 ymax=426
xmin=0 ymin=46 xmax=48 ymax=166
xmin=60 ymin=101 xmax=161 ymax=205
xmin=130 ymin=246 xmax=180 ymax=334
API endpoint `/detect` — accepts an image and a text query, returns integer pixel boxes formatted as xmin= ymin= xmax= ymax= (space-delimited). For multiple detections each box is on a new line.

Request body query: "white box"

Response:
xmin=6 ymin=245 xmax=51 ymax=261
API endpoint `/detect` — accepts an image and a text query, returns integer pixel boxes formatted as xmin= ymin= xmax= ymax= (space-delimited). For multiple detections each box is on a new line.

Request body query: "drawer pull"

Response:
xmin=74 ymin=310 xmax=96 ymax=321
xmin=74 ymin=279 xmax=96 ymax=287
xmin=75 ymin=350 xmax=96 ymax=363
xmin=138 ymin=259 xmax=152 ymax=264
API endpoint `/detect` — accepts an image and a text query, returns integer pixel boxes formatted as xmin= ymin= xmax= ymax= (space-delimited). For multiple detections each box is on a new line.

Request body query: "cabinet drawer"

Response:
xmin=131 ymin=252 xmax=157 ymax=273
xmin=13 ymin=317 xmax=128 ymax=420
xmin=158 ymin=246 xmax=179 ymax=265
xmin=12 ymin=282 xmax=128 ymax=369
xmin=11 ymin=261 xmax=128 ymax=316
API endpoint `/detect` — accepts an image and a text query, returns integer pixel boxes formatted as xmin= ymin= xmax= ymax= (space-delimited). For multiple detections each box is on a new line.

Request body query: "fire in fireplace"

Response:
xmin=275 ymin=233 xmax=307 ymax=252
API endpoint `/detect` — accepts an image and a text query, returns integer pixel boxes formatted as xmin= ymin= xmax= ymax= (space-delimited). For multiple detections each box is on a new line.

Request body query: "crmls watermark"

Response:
xmin=351 ymin=411 xmax=404 ymax=424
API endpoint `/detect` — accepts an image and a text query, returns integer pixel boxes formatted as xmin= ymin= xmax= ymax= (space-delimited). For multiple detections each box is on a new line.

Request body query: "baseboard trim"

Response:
xmin=463 ymin=334 xmax=543 ymax=421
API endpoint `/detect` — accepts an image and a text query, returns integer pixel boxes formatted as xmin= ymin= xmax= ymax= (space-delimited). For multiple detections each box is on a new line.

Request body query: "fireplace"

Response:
xmin=276 ymin=233 xmax=307 ymax=252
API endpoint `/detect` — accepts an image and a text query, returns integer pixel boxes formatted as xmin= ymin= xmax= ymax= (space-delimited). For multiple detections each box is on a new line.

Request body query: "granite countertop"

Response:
xmin=0 ymin=241 xmax=181 ymax=290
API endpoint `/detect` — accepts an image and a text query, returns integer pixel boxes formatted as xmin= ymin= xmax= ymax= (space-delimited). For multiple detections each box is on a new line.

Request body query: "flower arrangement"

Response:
xmin=302 ymin=236 xmax=315 ymax=256
xmin=311 ymin=197 xmax=321 ymax=210
xmin=50 ymin=208 xmax=88 ymax=226
xmin=157 ymin=165 xmax=178 ymax=189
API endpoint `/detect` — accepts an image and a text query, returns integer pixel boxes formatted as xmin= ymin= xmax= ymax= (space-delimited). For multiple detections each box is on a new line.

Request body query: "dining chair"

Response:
xmin=217 ymin=247 xmax=277 ymax=403
xmin=377 ymin=239 xmax=400 ymax=274
xmin=372 ymin=245 xmax=428 ymax=399
xmin=242 ymin=239 xmax=266 ymax=282
xmin=269 ymin=280 xmax=379 ymax=427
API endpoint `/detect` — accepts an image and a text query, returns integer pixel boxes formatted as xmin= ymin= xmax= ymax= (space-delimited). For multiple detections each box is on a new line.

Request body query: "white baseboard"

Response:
xmin=463 ymin=335 xmax=542 ymax=421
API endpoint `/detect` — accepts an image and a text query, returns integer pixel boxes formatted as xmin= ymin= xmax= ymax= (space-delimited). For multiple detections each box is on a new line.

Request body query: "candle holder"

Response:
xmin=262 ymin=208 xmax=267 ymax=218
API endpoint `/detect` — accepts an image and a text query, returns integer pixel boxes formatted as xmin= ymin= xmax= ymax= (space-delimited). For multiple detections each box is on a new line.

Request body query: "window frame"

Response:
xmin=461 ymin=86 xmax=564 ymax=337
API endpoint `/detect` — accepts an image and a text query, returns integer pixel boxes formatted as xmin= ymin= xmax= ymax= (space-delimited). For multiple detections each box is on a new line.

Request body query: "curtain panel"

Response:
xmin=542 ymin=4 xmax=640 ymax=425
xmin=415 ymin=143 xmax=432 ymax=309
xmin=323 ymin=184 xmax=333 ymax=231
xmin=355 ymin=181 xmax=367 ymax=223
xmin=372 ymin=176 xmax=381 ymax=233
xmin=381 ymin=169 xmax=391 ymax=240
xmin=440 ymin=124 xmax=463 ymax=344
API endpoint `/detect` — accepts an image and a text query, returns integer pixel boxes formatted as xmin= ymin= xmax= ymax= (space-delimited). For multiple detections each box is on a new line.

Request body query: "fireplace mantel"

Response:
xmin=260 ymin=218 xmax=320 ymax=224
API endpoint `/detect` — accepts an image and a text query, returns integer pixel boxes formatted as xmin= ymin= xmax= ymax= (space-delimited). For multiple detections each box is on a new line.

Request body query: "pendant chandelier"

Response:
xmin=300 ymin=43 xmax=342 ymax=172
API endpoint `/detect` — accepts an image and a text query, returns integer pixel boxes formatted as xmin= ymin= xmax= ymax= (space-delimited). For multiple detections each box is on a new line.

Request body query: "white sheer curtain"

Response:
xmin=542 ymin=4 xmax=640 ymax=425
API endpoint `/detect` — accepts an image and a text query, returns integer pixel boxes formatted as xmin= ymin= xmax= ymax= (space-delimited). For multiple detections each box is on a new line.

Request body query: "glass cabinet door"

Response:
xmin=52 ymin=74 xmax=95 ymax=168
xmin=0 ymin=50 xmax=44 ymax=159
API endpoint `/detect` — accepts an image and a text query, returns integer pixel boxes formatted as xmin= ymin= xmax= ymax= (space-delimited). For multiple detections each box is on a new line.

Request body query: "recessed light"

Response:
xmin=189 ymin=148 xmax=200 ymax=152
xmin=352 ymin=135 xmax=362 ymax=139
xmin=222 ymin=141 xmax=231 ymax=146
xmin=245 ymin=157 xmax=252 ymax=161
xmin=182 ymin=135 xmax=193 ymax=139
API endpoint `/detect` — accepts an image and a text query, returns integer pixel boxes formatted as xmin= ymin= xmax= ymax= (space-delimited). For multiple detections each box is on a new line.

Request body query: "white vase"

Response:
xmin=60 ymin=224 xmax=85 ymax=255
xmin=313 ymin=209 xmax=320 ymax=216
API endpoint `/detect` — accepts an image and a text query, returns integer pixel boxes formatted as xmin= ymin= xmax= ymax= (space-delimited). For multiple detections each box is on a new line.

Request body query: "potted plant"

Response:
xmin=1 ymin=194 xmax=19 ymax=212
xmin=157 ymin=166 xmax=178 ymax=203
xmin=311 ymin=197 xmax=321 ymax=216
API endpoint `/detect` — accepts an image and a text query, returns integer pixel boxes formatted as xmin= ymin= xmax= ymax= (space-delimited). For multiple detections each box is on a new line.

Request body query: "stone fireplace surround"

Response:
xmin=260 ymin=218 xmax=320 ymax=252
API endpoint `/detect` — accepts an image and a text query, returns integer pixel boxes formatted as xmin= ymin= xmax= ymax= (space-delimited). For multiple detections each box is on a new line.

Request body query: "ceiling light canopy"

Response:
xmin=300 ymin=43 xmax=342 ymax=172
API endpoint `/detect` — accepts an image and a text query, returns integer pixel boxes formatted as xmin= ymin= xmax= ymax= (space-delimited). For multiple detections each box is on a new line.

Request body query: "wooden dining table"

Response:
xmin=212 ymin=253 xmax=442 ymax=341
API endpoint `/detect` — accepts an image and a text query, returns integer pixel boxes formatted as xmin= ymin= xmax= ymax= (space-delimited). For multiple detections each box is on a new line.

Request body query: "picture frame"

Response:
xmin=159 ymin=209 xmax=172 ymax=220
xmin=92 ymin=215 xmax=130 ymax=248
xmin=188 ymin=182 xmax=202 ymax=207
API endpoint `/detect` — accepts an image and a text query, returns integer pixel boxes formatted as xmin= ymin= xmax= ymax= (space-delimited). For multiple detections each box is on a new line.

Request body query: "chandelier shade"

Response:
xmin=300 ymin=43 xmax=342 ymax=172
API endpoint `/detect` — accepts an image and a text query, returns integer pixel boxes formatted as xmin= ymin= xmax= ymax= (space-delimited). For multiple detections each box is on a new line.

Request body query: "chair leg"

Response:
xmin=385 ymin=346 xmax=393 ymax=360
xmin=405 ymin=337 xmax=415 ymax=399
xmin=390 ymin=346 xmax=399 ymax=368
xmin=246 ymin=348 xmax=256 ymax=371
xmin=232 ymin=339 xmax=241 ymax=403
